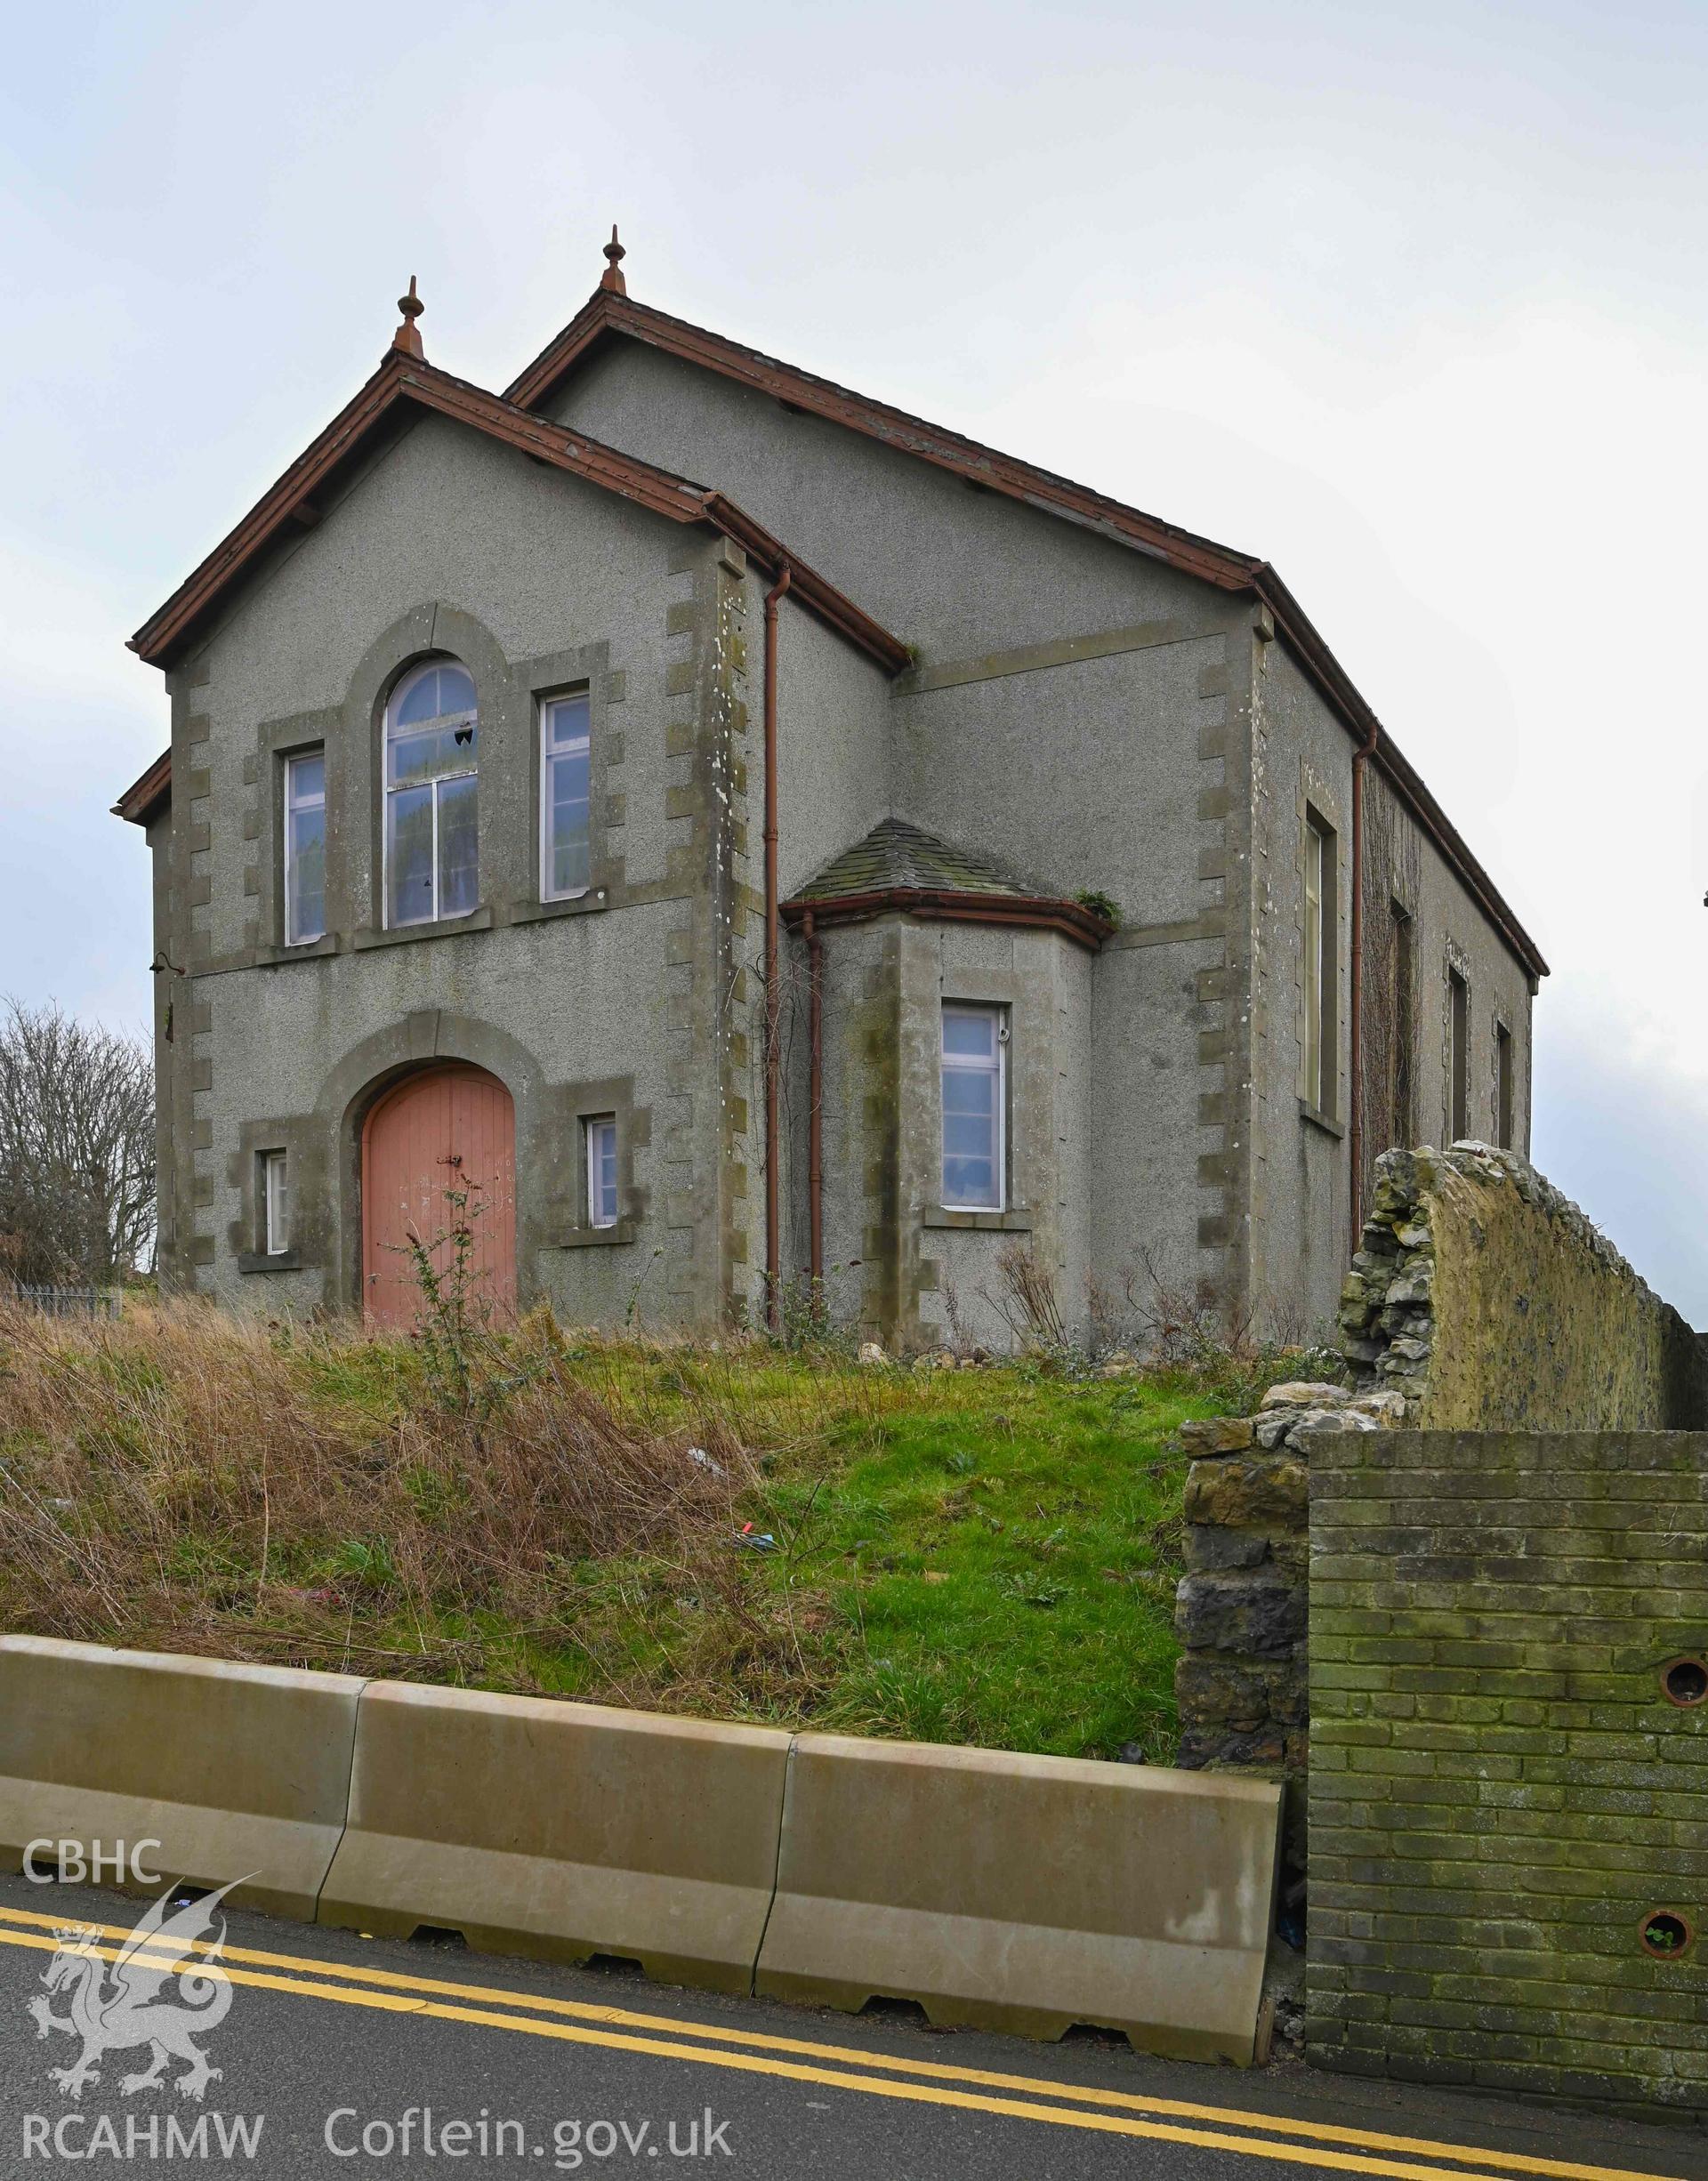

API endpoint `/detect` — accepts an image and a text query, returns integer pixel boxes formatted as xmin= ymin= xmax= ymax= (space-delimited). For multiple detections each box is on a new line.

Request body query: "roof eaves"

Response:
xmin=505 ymin=291 xmax=1263 ymax=591
xmin=1251 ymin=566 xmax=1549 ymax=984
xmin=113 ymin=748 xmax=172 ymax=826
xmin=783 ymin=884 xmax=1113 ymax=952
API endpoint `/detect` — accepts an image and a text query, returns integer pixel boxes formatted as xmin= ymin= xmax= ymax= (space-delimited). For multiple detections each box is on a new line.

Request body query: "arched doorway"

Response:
xmin=361 ymin=1065 xmax=517 ymax=1328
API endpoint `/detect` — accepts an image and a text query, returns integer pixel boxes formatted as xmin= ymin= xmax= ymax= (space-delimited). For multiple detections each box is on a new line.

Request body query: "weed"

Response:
xmin=0 ymin=1300 xmax=1230 ymax=1760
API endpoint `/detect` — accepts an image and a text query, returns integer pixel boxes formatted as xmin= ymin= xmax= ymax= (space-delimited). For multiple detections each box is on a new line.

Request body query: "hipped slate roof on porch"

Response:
xmin=786 ymin=817 xmax=1114 ymax=949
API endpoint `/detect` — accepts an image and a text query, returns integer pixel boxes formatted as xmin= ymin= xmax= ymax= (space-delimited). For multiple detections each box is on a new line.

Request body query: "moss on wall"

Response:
xmin=1339 ymin=1144 xmax=1708 ymax=1431
xmin=1309 ymin=1429 xmax=1708 ymax=2122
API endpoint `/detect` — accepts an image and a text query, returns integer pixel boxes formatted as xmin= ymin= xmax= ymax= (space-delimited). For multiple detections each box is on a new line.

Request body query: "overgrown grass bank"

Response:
xmin=0 ymin=1304 xmax=1244 ymax=1762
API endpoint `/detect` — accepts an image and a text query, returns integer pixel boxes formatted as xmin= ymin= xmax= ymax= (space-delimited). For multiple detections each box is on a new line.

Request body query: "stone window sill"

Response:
xmin=921 ymin=1205 xmax=1034 ymax=1232
xmin=237 ymin=1250 xmax=302 ymax=1274
xmin=1299 ymin=1099 xmax=1345 ymax=1141
xmin=252 ymin=935 xmax=339 ymax=968
xmin=352 ymin=906 xmax=494 ymax=952
xmin=553 ymin=1220 xmax=637 ymax=1249
xmin=509 ymin=891 xmax=611 ymax=928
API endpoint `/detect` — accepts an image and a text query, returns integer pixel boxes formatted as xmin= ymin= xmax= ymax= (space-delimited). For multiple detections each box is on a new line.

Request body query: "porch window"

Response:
xmin=941 ymin=1002 xmax=1005 ymax=1210
xmin=383 ymin=658 xmax=478 ymax=928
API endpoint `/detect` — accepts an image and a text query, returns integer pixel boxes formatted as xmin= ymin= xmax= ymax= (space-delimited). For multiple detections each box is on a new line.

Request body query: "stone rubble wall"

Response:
xmin=1173 ymin=1381 xmax=1403 ymax=1781
xmin=1340 ymin=1141 xmax=1708 ymax=1429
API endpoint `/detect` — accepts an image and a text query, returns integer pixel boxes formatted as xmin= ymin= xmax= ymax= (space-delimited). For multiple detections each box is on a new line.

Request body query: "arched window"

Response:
xmin=383 ymin=658 xmax=478 ymax=927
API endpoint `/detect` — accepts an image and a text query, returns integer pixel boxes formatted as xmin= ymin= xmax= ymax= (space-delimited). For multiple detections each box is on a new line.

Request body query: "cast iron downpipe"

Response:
xmin=762 ymin=561 xmax=793 ymax=1333
xmin=804 ymin=907 xmax=824 ymax=1292
xmin=1348 ymin=720 xmax=1381 ymax=1257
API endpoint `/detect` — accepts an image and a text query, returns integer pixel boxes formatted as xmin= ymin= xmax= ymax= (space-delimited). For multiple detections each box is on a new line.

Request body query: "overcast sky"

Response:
xmin=4 ymin=1 xmax=1705 ymax=1308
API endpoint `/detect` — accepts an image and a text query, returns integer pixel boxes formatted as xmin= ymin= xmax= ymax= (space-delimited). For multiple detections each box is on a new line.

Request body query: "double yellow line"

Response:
xmin=0 ymin=1903 xmax=1680 ymax=2181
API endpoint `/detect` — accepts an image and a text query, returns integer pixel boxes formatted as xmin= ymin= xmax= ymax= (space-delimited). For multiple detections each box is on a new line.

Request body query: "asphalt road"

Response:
xmin=0 ymin=1873 xmax=1695 ymax=2181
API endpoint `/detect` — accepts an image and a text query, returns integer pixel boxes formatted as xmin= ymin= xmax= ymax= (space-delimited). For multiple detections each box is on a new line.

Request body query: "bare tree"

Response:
xmin=0 ymin=1000 xmax=155 ymax=1287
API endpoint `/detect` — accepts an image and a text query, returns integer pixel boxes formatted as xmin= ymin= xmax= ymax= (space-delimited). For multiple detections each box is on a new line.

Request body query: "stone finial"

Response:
xmin=391 ymin=275 xmax=424 ymax=358
xmin=600 ymin=225 xmax=627 ymax=296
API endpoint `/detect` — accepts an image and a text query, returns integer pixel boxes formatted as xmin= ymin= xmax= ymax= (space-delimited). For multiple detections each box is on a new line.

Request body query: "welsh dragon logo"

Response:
xmin=28 ymin=1881 xmax=241 ymax=2103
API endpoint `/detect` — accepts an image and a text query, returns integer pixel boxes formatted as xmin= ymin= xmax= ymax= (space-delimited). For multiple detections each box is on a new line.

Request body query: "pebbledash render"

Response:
xmin=115 ymin=237 xmax=1546 ymax=1348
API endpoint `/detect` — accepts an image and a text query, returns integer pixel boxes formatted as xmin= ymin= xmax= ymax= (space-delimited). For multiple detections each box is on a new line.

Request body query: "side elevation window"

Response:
xmin=1494 ymin=1019 xmax=1514 ymax=1150
xmin=284 ymin=750 xmax=326 ymax=946
xmin=384 ymin=658 xmax=478 ymax=929
xmin=941 ymin=1002 xmax=1005 ymax=1211
xmin=1448 ymin=966 xmax=1470 ymax=1140
xmin=260 ymin=1150 xmax=289 ymax=1256
xmin=541 ymin=693 xmax=592 ymax=900
xmin=1301 ymin=808 xmax=1339 ymax=1117
xmin=585 ymin=1115 xmax=618 ymax=1228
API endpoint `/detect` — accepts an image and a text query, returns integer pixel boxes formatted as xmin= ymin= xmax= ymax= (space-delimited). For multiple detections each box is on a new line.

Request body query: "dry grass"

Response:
xmin=0 ymin=1300 xmax=767 ymax=1678
xmin=0 ymin=1300 xmax=1218 ymax=1758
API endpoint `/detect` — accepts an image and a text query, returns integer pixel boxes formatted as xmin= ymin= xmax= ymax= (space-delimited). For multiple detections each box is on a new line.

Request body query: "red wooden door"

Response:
xmin=361 ymin=1066 xmax=517 ymax=1329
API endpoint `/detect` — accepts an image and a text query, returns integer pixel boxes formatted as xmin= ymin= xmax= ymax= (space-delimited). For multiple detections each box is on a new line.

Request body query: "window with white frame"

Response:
xmin=940 ymin=1002 xmax=1005 ymax=1210
xmin=541 ymin=692 xmax=592 ymax=900
xmin=383 ymin=658 xmax=478 ymax=928
xmin=260 ymin=1149 xmax=290 ymax=1256
xmin=284 ymin=750 xmax=326 ymax=946
xmin=585 ymin=1115 xmax=618 ymax=1228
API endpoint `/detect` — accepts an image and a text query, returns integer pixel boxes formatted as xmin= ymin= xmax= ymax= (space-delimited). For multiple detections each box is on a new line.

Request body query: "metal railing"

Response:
xmin=3 ymin=1285 xmax=122 ymax=1320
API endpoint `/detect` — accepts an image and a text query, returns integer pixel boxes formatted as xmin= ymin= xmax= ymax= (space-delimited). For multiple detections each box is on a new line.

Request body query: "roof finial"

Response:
xmin=600 ymin=225 xmax=627 ymax=296
xmin=391 ymin=274 xmax=424 ymax=358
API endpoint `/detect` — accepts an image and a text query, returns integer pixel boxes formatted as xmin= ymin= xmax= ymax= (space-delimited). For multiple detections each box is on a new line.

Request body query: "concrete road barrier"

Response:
xmin=318 ymin=1683 xmax=791 ymax=1994
xmin=754 ymin=1734 xmax=1283 ymax=2063
xmin=0 ymin=1636 xmax=365 ymax=1919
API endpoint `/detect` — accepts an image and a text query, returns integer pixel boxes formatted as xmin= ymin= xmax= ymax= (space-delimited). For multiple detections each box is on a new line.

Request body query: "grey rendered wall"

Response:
xmin=791 ymin=913 xmax=1092 ymax=1348
xmin=913 ymin=921 xmax=1093 ymax=1353
xmin=1358 ymin=760 xmax=1534 ymax=1166
xmin=1246 ymin=639 xmax=1535 ymax=1336
xmin=736 ymin=592 xmax=896 ymax=1323
xmin=552 ymin=342 xmax=1213 ymax=657
xmin=775 ymin=592 xmax=894 ymax=899
xmin=898 ymin=629 xmax=1238 ymax=1320
xmin=145 ymin=803 xmax=194 ymax=1287
xmin=556 ymin=339 xmax=1254 ymax=1325
xmin=153 ymin=408 xmax=771 ymax=1326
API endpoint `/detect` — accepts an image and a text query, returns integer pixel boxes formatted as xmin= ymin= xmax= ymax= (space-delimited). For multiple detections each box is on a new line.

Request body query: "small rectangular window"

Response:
xmin=1301 ymin=809 xmax=1338 ymax=1117
xmin=1449 ymin=967 xmax=1470 ymax=1141
xmin=260 ymin=1150 xmax=290 ymax=1256
xmin=585 ymin=1115 xmax=618 ymax=1229
xmin=284 ymin=751 xmax=326 ymax=946
xmin=941 ymin=1002 xmax=1005 ymax=1210
xmin=542 ymin=694 xmax=592 ymax=902
xmin=1495 ymin=1021 xmax=1514 ymax=1150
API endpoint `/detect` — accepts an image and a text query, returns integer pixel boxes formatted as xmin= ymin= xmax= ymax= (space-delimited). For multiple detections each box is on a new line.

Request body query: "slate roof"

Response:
xmin=793 ymin=818 xmax=1034 ymax=905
